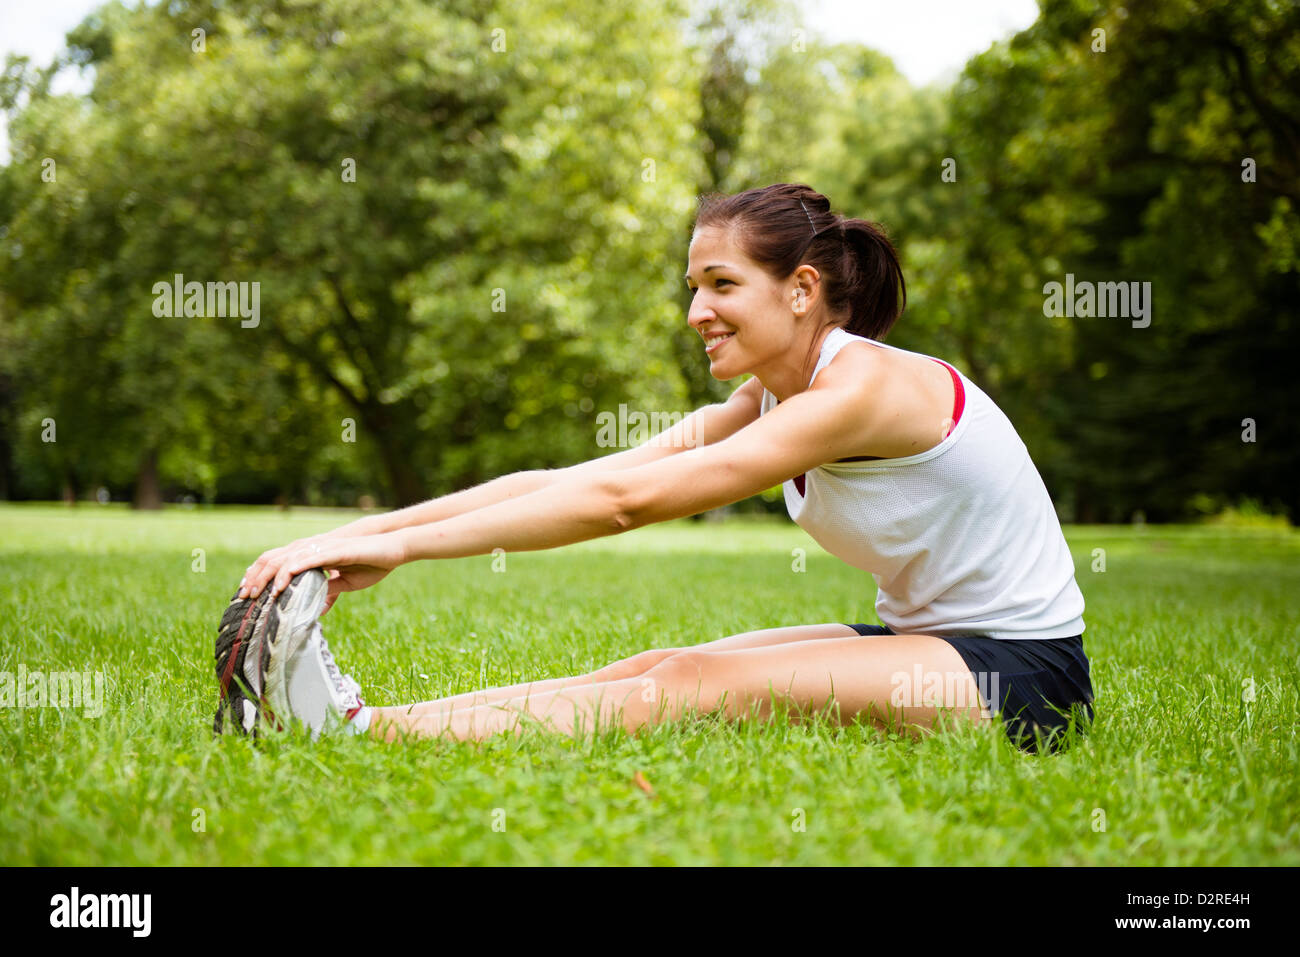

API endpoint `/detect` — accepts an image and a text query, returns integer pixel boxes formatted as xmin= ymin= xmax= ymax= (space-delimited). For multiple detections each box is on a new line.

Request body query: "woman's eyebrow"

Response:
xmin=683 ymin=264 xmax=733 ymax=281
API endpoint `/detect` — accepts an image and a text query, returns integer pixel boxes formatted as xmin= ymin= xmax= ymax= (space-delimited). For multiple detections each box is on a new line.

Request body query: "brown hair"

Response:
xmin=692 ymin=183 xmax=906 ymax=341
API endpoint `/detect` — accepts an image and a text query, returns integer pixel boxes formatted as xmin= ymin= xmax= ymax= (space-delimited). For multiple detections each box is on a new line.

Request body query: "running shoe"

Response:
xmin=214 ymin=568 xmax=329 ymax=736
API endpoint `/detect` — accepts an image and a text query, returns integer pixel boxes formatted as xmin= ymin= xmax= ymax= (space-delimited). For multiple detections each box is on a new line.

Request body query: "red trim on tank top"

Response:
xmin=793 ymin=358 xmax=964 ymax=498
xmin=939 ymin=359 xmax=965 ymax=436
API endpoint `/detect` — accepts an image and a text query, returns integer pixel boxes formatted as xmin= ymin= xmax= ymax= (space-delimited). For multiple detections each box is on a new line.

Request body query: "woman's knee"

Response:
xmin=592 ymin=647 xmax=684 ymax=681
xmin=641 ymin=650 xmax=713 ymax=696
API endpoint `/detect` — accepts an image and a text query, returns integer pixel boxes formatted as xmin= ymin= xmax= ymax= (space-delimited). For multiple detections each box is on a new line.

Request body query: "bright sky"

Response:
xmin=0 ymin=0 xmax=1041 ymax=159
xmin=803 ymin=0 xmax=1040 ymax=86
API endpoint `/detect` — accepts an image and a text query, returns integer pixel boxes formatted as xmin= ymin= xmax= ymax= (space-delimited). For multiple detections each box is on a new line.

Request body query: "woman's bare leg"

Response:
xmin=393 ymin=668 xmax=633 ymax=715
xmin=684 ymin=622 xmax=862 ymax=653
xmin=367 ymin=631 xmax=991 ymax=744
xmin=374 ymin=623 xmax=860 ymax=718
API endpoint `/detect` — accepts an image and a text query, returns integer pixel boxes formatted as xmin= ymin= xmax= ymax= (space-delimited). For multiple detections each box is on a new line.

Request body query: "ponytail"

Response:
xmin=837 ymin=218 xmax=905 ymax=340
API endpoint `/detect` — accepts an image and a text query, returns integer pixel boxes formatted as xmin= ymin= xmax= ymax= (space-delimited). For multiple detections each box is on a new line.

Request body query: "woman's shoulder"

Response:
xmin=813 ymin=330 xmax=933 ymax=389
xmin=825 ymin=329 xmax=954 ymax=367
xmin=812 ymin=333 xmax=965 ymax=460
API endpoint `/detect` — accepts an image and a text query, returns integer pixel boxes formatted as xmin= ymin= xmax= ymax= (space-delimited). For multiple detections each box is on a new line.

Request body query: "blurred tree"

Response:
xmin=2 ymin=0 xmax=1293 ymax=521
xmin=942 ymin=0 xmax=1299 ymax=521
xmin=0 ymin=28 xmax=341 ymax=508
xmin=1 ymin=0 xmax=703 ymax=505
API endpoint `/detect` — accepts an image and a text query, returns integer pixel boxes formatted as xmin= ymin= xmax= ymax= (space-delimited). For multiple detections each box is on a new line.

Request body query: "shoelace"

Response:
xmin=314 ymin=627 xmax=363 ymax=707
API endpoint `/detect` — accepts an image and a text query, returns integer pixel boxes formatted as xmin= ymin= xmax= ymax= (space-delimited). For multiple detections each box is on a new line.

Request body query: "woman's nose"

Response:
xmin=687 ymin=296 xmax=714 ymax=329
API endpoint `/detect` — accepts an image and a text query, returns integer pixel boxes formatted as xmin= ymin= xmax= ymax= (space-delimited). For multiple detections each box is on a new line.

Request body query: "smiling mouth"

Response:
xmin=704 ymin=332 xmax=735 ymax=354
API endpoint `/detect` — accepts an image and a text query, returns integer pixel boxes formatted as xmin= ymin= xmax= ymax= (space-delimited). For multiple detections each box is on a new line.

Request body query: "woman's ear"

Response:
xmin=791 ymin=265 xmax=819 ymax=315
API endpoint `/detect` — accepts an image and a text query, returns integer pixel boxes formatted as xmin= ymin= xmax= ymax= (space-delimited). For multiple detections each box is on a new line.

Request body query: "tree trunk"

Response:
xmin=0 ymin=430 xmax=10 ymax=501
xmin=132 ymin=448 xmax=163 ymax=510
xmin=378 ymin=442 xmax=427 ymax=507
xmin=1076 ymin=490 xmax=1097 ymax=525
xmin=360 ymin=401 xmax=427 ymax=507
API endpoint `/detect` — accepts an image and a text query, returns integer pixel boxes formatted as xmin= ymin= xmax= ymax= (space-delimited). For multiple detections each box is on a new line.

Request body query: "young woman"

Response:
xmin=228 ymin=183 xmax=1093 ymax=752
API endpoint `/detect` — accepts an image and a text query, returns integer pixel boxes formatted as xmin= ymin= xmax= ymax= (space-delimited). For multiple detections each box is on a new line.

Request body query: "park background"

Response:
xmin=1 ymin=0 xmax=1295 ymax=525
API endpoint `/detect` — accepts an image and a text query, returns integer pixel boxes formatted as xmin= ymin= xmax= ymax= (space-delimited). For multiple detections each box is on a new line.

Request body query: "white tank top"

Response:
xmin=759 ymin=326 xmax=1085 ymax=640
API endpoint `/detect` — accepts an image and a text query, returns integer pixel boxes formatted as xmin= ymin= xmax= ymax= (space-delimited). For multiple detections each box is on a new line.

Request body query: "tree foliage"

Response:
xmin=1 ymin=0 xmax=1294 ymax=521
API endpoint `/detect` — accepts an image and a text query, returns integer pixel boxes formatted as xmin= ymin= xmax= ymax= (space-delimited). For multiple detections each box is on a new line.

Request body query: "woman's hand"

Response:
xmin=239 ymin=533 xmax=334 ymax=600
xmin=238 ymin=532 xmax=408 ymax=610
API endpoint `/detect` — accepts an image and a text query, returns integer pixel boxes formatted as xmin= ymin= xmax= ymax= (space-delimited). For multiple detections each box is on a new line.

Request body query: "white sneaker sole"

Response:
xmin=286 ymin=632 xmax=335 ymax=738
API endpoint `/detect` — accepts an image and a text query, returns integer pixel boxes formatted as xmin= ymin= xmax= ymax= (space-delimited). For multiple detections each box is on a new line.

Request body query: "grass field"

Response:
xmin=1 ymin=503 xmax=1297 ymax=865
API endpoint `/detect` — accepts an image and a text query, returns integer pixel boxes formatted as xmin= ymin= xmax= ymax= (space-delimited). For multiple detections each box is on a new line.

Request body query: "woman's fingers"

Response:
xmin=239 ymin=536 xmax=325 ymax=598
xmin=239 ymin=548 xmax=284 ymax=598
xmin=244 ymin=534 xmax=397 ymax=601
xmin=242 ymin=551 xmax=293 ymax=598
xmin=269 ymin=541 xmax=343 ymax=597
xmin=269 ymin=535 xmax=402 ymax=598
xmin=239 ymin=554 xmax=270 ymax=598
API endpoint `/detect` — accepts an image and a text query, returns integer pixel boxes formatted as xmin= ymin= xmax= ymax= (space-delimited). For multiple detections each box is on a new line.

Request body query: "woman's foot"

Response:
xmin=215 ymin=568 xmax=332 ymax=736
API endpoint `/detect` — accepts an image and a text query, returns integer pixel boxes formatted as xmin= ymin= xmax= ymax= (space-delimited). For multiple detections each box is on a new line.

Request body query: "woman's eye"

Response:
xmin=687 ymin=279 xmax=731 ymax=295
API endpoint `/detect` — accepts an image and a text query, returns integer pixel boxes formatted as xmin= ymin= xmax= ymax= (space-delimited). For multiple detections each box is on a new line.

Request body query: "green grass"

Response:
xmin=1 ymin=503 xmax=1297 ymax=865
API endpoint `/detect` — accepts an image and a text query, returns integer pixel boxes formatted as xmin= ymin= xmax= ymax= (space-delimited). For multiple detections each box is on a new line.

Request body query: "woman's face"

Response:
xmin=685 ymin=225 xmax=810 ymax=382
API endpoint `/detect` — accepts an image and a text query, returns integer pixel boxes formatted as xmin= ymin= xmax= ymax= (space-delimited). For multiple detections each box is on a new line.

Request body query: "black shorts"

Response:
xmin=844 ymin=624 xmax=1095 ymax=753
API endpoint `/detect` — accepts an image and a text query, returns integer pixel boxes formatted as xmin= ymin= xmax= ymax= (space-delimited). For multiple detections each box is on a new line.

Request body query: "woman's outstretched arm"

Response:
xmin=336 ymin=378 xmax=761 ymax=536
xmin=238 ymin=377 xmax=763 ymax=598
xmin=246 ymin=366 xmax=877 ymax=600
